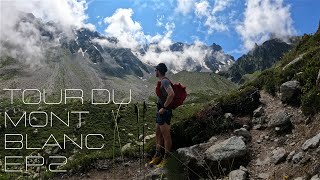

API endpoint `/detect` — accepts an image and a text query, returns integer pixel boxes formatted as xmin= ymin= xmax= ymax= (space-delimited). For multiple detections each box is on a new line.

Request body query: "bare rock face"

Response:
xmin=271 ymin=147 xmax=288 ymax=164
xmin=229 ymin=169 xmax=247 ymax=180
xmin=311 ymin=174 xmax=320 ymax=180
xmin=177 ymin=136 xmax=248 ymax=178
xmin=268 ymin=111 xmax=293 ymax=133
xmin=302 ymin=133 xmax=320 ymax=151
xmin=234 ymin=128 xmax=251 ymax=140
xmin=205 ymin=136 xmax=247 ymax=161
xmin=280 ymin=80 xmax=301 ymax=105
xmin=292 ymin=152 xmax=304 ymax=164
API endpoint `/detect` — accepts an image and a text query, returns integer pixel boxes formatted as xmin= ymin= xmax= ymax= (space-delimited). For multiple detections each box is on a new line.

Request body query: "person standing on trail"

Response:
xmin=148 ymin=63 xmax=175 ymax=168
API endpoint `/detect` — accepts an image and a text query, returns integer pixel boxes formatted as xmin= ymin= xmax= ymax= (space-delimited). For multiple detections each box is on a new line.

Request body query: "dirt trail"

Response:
xmin=247 ymin=91 xmax=320 ymax=180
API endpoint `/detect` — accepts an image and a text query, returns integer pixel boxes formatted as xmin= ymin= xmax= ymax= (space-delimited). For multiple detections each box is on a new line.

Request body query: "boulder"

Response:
xmin=253 ymin=107 xmax=264 ymax=117
xmin=287 ymin=150 xmax=295 ymax=162
xmin=302 ymin=133 xmax=320 ymax=151
xmin=292 ymin=152 xmax=304 ymax=164
xmin=271 ymin=147 xmax=287 ymax=164
xmin=234 ymin=128 xmax=251 ymax=140
xmin=177 ymin=138 xmax=216 ymax=167
xmin=311 ymin=174 xmax=320 ymax=180
xmin=178 ymin=136 xmax=248 ymax=178
xmin=121 ymin=143 xmax=132 ymax=152
xmin=205 ymin=136 xmax=247 ymax=161
xmin=267 ymin=111 xmax=292 ymax=132
xmin=229 ymin=169 xmax=247 ymax=180
xmin=280 ymin=80 xmax=301 ymax=104
xmin=252 ymin=116 xmax=267 ymax=125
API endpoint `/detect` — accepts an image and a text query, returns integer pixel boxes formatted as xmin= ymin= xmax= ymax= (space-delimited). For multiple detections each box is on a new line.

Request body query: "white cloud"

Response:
xmin=204 ymin=14 xmax=228 ymax=33
xmin=101 ymin=8 xmax=176 ymax=50
xmin=236 ymin=0 xmax=296 ymax=51
xmin=2 ymin=0 xmax=92 ymax=30
xmin=195 ymin=0 xmax=210 ymax=17
xmin=194 ymin=0 xmax=229 ymax=33
xmin=0 ymin=0 xmax=94 ymax=68
xmin=156 ymin=15 xmax=165 ymax=27
xmin=103 ymin=8 xmax=152 ymax=49
xmin=212 ymin=0 xmax=234 ymax=14
xmin=175 ymin=0 xmax=195 ymax=16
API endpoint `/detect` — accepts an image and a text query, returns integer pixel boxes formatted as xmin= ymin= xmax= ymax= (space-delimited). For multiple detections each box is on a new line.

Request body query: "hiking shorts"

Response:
xmin=156 ymin=104 xmax=172 ymax=125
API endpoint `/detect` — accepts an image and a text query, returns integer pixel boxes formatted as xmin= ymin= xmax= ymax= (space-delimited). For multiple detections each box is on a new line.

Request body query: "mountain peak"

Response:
xmin=210 ymin=43 xmax=222 ymax=51
xmin=169 ymin=42 xmax=185 ymax=52
xmin=317 ymin=20 xmax=320 ymax=34
xmin=223 ymin=38 xmax=293 ymax=83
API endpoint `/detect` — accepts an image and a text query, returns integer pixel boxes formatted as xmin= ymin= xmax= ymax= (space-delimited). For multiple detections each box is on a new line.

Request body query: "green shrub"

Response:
xmin=218 ymin=86 xmax=260 ymax=116
xmin=171 ymin=86 xmax=260 ymax=150
xmin=301 ymin=87 xmax=320 ymax=115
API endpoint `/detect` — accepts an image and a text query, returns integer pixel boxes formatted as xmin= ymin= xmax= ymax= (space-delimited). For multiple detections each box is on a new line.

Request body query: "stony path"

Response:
xmin=247 ymin=91 xmax=320 ymax=180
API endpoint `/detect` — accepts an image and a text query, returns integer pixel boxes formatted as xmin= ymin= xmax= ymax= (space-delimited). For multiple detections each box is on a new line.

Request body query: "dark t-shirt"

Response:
xmin=157 ymin=78 xmax=172 ymax=107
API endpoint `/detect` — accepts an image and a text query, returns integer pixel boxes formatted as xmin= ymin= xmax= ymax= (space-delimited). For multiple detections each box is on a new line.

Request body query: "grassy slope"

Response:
xmin=0 ymin=98 xmax=204 ymax=179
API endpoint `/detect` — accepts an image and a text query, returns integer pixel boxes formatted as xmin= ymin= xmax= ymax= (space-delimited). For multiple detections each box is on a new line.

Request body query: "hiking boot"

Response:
xmin=156 ymin=159 xmax=167 ymax=168
xmin=148 ymin=156 xmax=162 ymax=166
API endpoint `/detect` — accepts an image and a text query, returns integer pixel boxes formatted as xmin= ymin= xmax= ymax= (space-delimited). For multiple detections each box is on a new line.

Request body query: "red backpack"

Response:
xmin=156 ymin=77 xmax=187 ymax=109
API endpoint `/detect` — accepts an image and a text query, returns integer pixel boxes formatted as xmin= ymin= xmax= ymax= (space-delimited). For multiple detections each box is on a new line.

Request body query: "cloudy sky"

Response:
xmin=1 ymin=0 xmax=319 ymax=59
xmin=87 ymin=0 xmax=320 ymax=58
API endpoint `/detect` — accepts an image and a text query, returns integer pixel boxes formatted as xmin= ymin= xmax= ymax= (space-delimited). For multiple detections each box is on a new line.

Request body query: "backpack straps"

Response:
xmin=156 ymin=77 xmax=173 ymax=104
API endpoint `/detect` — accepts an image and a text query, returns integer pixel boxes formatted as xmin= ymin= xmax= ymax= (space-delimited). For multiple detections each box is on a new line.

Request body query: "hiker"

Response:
xmin=149 ymin=63 xmax=174 ymax=168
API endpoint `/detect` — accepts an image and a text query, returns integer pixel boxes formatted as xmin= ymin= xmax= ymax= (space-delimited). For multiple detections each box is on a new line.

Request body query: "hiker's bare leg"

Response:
xmin=159 ymin=122 xmax=172 ymax=157
xmin=156 ymin=124 xmax=164 ymax=155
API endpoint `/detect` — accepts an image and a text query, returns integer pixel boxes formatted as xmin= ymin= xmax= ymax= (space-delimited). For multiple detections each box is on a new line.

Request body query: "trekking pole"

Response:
xmin=134 ymin=104 xmax=141 ymax=172
xmin=142 ymin=101 xmax=147 ymax=163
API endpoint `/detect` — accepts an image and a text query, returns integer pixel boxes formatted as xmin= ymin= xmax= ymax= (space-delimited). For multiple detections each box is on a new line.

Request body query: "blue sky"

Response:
xmin=84 ymin=0 xmax=320 ymax=59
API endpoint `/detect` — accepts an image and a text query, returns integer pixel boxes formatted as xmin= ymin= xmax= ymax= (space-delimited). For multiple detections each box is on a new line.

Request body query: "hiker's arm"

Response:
xmin=163 ymin=86 xmax=175 ymax=109
xmin=159 ymin=79 xmax=175 ymax=114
